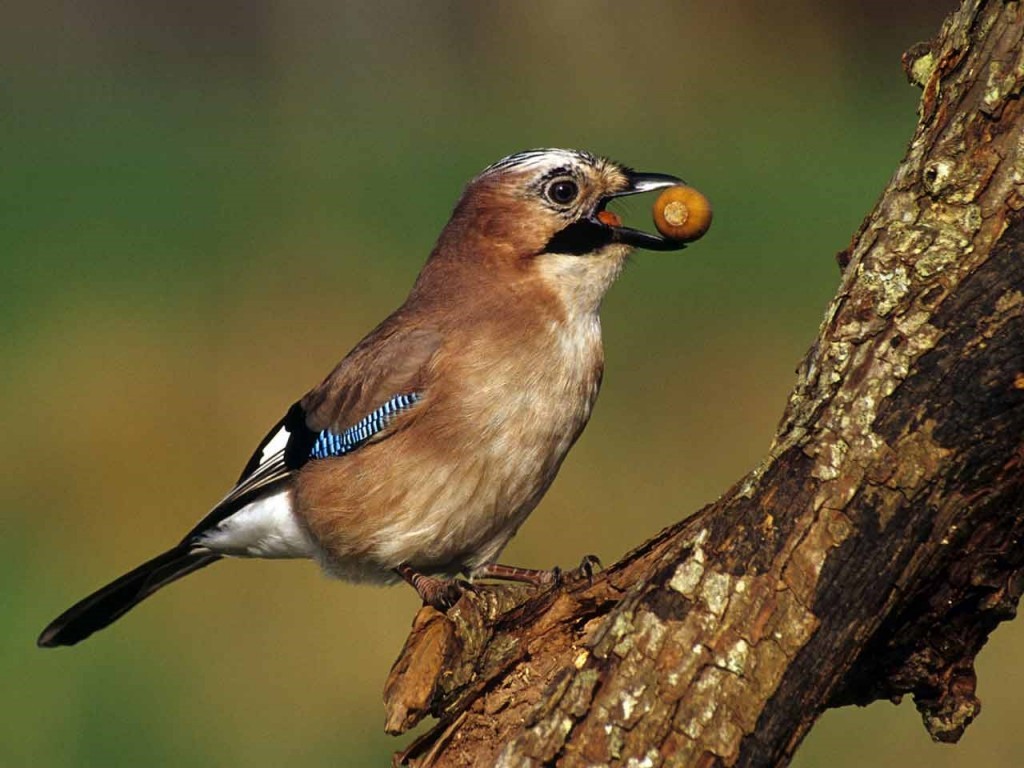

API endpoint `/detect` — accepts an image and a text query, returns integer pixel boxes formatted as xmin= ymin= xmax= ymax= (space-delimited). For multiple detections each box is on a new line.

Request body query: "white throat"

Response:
xmin=535 ymin=247 xmax=629 ymax=318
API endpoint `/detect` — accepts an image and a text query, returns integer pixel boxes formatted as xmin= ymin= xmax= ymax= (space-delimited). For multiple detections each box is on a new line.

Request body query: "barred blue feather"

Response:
xmin=310 ymin=393 xmax=421 ymax=460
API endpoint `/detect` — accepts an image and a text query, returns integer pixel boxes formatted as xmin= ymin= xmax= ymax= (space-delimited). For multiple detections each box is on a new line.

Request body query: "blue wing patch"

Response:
xmin=310 ymin=392 xmax=421 ymax=460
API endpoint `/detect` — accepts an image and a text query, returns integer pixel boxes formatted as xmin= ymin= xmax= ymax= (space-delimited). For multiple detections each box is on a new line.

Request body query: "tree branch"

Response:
xmin=384 ymin=1 xmax=1024 ymax=765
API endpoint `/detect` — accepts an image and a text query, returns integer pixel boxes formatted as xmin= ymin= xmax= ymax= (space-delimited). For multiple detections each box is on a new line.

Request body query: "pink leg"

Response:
xmin=471 ymin=563 xmax=559 ymax=586
xmin=471 ymin=555 xmax=601 ymax=586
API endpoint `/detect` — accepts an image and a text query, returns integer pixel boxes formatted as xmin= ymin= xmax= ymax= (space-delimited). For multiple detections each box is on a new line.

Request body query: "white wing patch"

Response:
xmin=197 ymin=487 xmax=314 ymax=559
xmin=258 ymin=423 xmax=291 ymax=468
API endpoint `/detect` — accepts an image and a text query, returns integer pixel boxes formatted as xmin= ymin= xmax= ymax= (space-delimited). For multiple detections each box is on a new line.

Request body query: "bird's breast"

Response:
xmin=469 ymin=314 xmax=602 ymax=464
xmin=296 ymin=309 xmax=605 ymax=581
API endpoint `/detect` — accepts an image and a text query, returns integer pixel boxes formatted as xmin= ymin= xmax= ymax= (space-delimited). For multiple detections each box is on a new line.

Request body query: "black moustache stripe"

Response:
xmin=543 ymin=220 xmax=614 ymax=256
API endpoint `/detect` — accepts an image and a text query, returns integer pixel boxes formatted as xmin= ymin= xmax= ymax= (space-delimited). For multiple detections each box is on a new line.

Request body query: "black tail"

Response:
xmin=37 ymin=545 xmax=221 ymax=648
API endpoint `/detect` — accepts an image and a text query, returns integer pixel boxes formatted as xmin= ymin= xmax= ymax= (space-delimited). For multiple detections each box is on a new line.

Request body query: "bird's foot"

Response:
xmin=471 ymin=555 xmax=602 ymax=588
xmin=396 ymin=563 xmax=471 ymax=611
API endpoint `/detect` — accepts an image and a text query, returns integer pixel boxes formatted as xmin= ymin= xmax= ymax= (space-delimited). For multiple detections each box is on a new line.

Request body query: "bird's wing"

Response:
xmin=181 ymin=322 xmax=443 ymax=542
xmin=299 ymin=324 xmax=442 ymax=439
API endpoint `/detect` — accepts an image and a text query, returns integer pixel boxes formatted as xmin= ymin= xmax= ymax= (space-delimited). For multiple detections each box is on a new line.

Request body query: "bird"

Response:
xmin=37 ymin=148 xmax=690 ymax=648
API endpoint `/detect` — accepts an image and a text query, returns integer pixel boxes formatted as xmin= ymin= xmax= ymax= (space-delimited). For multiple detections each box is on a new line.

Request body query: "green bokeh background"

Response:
xmin=7 ymin=2 xmax=1021 ymax=766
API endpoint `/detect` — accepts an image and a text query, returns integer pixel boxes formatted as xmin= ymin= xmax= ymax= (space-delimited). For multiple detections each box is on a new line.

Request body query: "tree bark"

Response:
xmin=384 ymin=2 xmax=1024 ymax=765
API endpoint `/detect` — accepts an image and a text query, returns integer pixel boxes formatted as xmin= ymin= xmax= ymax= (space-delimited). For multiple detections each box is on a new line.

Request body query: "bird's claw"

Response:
xmin=565 ymin=554 xmax=602 ymax=584
xmin=421 ymin=577 xmax=471 ymax=612
xmin=550 ymin=555 xmax=602 ymax=585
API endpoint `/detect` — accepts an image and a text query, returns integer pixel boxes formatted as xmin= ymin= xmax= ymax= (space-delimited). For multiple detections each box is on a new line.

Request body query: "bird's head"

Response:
xmin=418 ymin=149 xmax=688 ymax=316
xmin=439 ymin=148 xmax=685 ymax=259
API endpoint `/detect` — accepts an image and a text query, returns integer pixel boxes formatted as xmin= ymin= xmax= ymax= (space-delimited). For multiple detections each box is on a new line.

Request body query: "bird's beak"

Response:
xmin=592 ymin=171 xmax=687 ymax=251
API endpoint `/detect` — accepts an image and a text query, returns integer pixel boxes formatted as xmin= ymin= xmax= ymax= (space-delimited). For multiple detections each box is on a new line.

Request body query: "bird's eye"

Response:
xmin=545 ymin=178 xmax=579 ymax=206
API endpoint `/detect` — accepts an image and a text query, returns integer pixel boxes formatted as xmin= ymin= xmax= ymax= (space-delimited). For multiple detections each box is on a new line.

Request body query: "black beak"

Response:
xmin=592 ymin=171 xmax=687 ymax=251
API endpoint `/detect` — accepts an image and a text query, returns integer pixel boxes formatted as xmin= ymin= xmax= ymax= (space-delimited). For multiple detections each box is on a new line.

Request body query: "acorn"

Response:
xmin=652 ymin=186 xmax=712 ymax=242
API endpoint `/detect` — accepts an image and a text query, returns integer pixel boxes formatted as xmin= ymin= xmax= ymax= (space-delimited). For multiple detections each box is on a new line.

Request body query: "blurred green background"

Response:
xmin=7 ymin=1 xmax=1021 ymax=766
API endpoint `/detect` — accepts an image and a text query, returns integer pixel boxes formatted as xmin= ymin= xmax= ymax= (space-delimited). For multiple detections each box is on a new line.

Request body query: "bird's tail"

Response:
xmin=37 ymin=545 xmax=221 ymax=648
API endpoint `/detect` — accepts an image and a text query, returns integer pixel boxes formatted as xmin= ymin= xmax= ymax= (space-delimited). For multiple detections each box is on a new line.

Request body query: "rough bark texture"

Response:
xmin=384 ymin=2 xmax=1024 ymax=765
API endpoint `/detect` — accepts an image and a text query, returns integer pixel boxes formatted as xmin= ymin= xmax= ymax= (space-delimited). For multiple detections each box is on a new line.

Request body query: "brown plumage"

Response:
xmin=38 ymin=149 xmax=691 ymax=647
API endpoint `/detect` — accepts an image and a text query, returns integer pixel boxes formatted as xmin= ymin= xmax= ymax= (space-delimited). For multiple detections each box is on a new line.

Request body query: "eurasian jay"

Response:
xmin=38 ymin=148 xmax=689 ymax=648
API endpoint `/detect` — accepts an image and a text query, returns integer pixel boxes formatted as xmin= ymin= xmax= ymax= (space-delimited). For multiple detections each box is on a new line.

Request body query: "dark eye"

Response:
xmin=545 ymin=178 xmax=579 ymax=206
